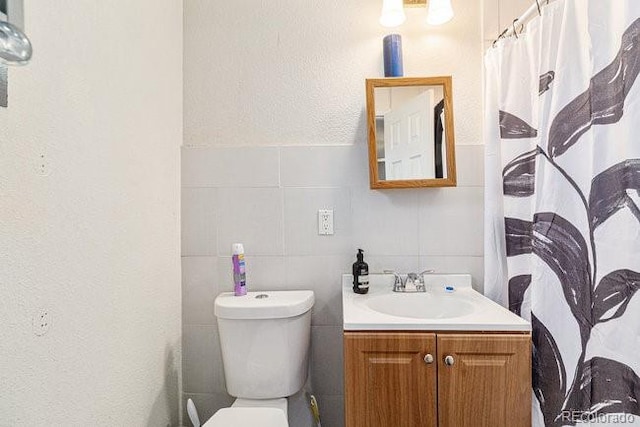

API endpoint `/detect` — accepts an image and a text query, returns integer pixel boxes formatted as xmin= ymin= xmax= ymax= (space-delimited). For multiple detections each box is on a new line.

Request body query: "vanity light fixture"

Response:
xmin=379 ymin=0 xmax=454 ymax=28
xmin=0 ymin=20 xmax=32 ymax=66
xmin=379 ymin=0 xmax=406 ymax=28
xmin=426 ymin=0 xmax=454 ymax=25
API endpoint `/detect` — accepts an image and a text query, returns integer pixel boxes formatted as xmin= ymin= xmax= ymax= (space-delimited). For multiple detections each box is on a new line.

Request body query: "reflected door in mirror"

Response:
xmin=380 ymin=89 xmax=441 ymax=180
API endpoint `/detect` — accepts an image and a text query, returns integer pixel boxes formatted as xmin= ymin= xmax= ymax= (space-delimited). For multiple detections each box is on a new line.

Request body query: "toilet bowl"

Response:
xmin=204 ymin=290 xmax=315 ymax=427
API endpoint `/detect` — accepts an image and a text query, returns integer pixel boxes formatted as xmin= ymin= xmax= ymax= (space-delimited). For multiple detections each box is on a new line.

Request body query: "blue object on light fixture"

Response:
xmin=383 ymin=34 xmax=403 ymax=77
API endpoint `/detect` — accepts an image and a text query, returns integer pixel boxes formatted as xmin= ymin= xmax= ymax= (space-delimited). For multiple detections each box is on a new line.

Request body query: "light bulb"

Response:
xmin=0 ymin=21 xmax=32 ymax=66
xmin=379 ymin=0 xmax=406 ymax=28
xmin=427 ymin=0 xmax=454 ymax=26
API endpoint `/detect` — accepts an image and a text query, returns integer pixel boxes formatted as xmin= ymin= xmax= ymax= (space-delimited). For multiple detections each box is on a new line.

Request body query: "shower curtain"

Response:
xmin=484 ymin=1 xmax=640 ymax=426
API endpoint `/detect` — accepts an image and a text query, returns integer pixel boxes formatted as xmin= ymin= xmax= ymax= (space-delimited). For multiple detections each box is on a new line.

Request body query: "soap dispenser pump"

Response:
xmin=352 ymin=249 xmax=369 ymax=294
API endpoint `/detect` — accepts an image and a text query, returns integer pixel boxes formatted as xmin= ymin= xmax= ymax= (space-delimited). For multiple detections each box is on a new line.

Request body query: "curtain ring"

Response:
xmin=498 ymin=28 xmax=508 ymax=41
xmin=513 ymin=19 xmax=519 ymax=38
xmin=535 ymin=0 xmax=541 ymax=15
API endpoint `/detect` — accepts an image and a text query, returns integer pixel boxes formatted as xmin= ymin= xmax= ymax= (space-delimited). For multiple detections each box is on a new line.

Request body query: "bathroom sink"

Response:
xmin=342 ymin=273 xmax=531 ymax=331
xmin=364 ymin=292 xmax=475 ymax=319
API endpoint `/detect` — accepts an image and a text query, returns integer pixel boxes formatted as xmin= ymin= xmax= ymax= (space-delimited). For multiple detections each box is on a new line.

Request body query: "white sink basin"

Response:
xmin=364 ymin=292 xmax=475 ymax=319
xmin=342 ymin=273 xmax=531 ymax=331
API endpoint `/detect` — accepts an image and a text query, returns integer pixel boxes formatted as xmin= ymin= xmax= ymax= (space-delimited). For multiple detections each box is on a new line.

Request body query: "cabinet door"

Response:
xmin=344 ymin=332 xmax=437 ymax=427
xmin=437 ymin=334 xmax=531 ymax=427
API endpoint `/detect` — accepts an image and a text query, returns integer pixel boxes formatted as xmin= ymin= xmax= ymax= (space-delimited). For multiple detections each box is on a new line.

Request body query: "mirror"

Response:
xmin=366 ymin=77 xmax=457 ymax=189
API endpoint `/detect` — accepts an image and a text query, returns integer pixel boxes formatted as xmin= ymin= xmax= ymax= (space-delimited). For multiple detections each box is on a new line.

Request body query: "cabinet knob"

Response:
xmin=444 ymin=355 xmax=455 ymax=366
xmin=423 ymin=353 xmax=434 ymax=364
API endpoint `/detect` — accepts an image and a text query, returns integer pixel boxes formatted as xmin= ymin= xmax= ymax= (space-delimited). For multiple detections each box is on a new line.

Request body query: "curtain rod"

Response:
xmin=493 ymin=0 xmax=553 ymax=45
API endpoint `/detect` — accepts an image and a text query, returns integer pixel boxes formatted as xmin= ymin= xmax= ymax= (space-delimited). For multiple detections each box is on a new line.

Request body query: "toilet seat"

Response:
xmin=203 ymin=407 xmax=288 ymax=427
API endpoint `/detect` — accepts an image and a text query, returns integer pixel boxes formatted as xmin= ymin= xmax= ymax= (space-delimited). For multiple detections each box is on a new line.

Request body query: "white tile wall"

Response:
xmin=280 ymin=145 xmax=369 ymax=188
xmin=285 ymin=255 xmax=352 ymax=326
xmin=284 ymin=187 xmax=353 ymax=256
xmin=182 ymin=325 xmax=226 ymax=395
xmin=182 ymin=257 xmax=219 ymax=325
xmin=417 ymin=187 xmax=484 ymax=257
xmin=182 ymin=146 xmax=280 ymax=188
xmin=366 ymin=255 xmax=422 ymax=276
xmin=216 ymin=187 xmax=285 ymax=256
xmin=218 ymin=255 xmax=288 ymax=293
xmin=311 ymin=326 xmax=345 ymax=396
xmin=181 ymin=143 xmax=485 ymax=426
xmin=182 ymin=188 xmax=217 ymax=256
xmin=351 ymin=189 xmax=421 ymax=256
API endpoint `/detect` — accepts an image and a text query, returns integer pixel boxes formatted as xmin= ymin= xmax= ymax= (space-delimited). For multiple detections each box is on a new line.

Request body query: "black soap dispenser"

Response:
xmin=352 ymin=249 xmax=369 ymax=294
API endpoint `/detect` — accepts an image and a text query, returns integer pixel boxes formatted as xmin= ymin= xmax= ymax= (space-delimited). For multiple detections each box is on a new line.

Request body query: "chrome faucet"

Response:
xmin=385 ymin=269 xmax=435 ymax=292
xmin=406 ymin=272 xmax=422 ymax=291
xmin=384 ymin=270 xmax=405 ymax=292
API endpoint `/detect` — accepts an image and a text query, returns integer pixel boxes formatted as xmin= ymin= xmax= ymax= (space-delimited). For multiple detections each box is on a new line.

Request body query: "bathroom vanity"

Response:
xmin=342 ymin=274 xmax=531 ymax=427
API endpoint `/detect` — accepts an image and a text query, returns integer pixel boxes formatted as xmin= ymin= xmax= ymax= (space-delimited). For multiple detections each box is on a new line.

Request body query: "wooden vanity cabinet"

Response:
xmin=344 ymin=333 xmax=438 ymax=427
xmin=344 ymin=332 xmax=531 ymax=427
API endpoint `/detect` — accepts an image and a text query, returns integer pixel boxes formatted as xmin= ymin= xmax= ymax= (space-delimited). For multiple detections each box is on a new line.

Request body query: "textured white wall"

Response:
xmin=185 ymin=0 xmax=483 ymax=147
xmin=0 ymin=1 xmax=183 ymax=426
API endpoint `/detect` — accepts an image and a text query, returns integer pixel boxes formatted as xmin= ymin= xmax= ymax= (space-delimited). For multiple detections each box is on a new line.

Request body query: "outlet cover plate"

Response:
xmin=318 ymin=209 xmax=334 ymax=235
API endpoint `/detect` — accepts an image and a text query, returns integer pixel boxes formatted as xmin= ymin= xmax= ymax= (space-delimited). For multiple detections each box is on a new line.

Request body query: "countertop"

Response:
xmin=342 ymin=274 xmax=531 ymax=332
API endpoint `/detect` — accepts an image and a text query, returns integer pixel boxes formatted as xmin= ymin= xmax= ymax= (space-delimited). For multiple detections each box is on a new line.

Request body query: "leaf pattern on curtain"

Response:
xmin=592 ymin=269 xmax=640 ymax=323
xmin=531 ymin=213 xmax=593 ymax=344
xmin=532 ymin=314 xmax=567 ymax=427
xmin=503 ymin=147 xmax=541 ymax=197
xmin=564 ymin=357 xmax=640 ymax=418
xmin=509 ymin=274 xmax=531 ymax=316
xmin=548 ymin=18 xmax=640 ymax=158
xmin=499 ymin=110 xmax=538 ymax=139
xmin=539 ymin=71 xmax=555 ymax=95
xmin=589 ymin=159 xmax=640 ymax=228
xmin=505 ymin=217 xmax=533 ymax=256
xmin=496 ymin=15 xmax=640 ymax=426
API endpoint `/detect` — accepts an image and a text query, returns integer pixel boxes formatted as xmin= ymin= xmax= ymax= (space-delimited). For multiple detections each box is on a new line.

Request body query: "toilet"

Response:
xmin=204 ymin=290 xmax=315 ymax=427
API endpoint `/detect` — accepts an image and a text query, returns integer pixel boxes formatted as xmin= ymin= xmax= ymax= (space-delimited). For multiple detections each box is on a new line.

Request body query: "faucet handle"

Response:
xmin=417 ymin=269 xmax=435 ymax=292
xmin=384 ymin=270 xmax=404 ymax=291
xmin=405 ymin=273 xmax=419 ymax=291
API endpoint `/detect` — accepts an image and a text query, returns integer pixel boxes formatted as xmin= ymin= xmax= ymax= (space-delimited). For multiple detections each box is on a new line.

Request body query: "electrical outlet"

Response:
xmin=318 ymin=209 xmax=334 ymax=235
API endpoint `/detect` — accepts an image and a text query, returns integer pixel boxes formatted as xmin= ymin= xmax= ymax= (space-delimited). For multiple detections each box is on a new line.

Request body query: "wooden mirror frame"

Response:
xmin=366 ymin=76 xmax=457 ymax=189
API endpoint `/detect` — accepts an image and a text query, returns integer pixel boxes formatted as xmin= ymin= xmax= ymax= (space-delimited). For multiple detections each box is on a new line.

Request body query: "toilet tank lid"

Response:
xmin=215 ymin=290 xmax=315 ymax=320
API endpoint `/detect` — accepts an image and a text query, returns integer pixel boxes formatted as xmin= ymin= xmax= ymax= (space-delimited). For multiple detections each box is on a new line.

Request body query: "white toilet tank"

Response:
xmin=214 ymin=290 xmax=314 ymax=399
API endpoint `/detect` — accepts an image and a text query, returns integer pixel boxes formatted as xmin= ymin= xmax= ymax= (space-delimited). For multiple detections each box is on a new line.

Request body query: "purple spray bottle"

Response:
xmin=232 ymin=243 xmax=247 ymax=296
